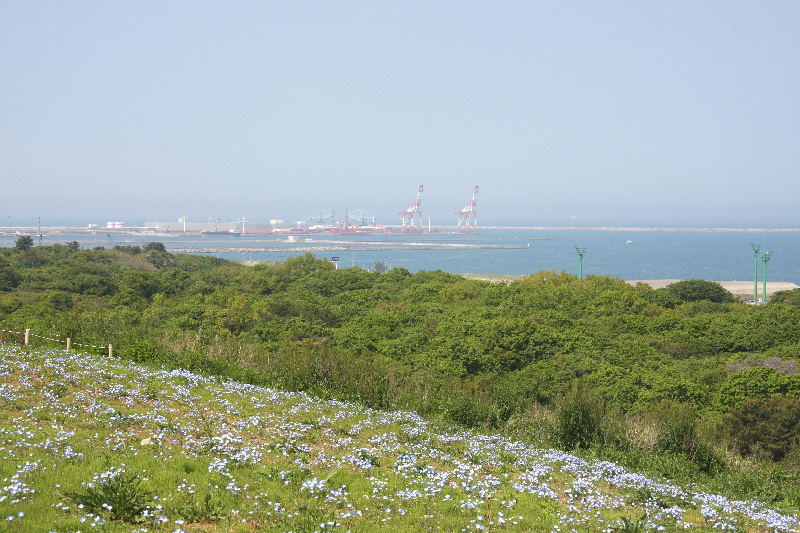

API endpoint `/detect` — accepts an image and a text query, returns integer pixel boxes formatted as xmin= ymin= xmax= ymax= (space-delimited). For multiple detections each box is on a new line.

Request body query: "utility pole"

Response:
xmin=575 ymin=246 xmax=586 ymax=279
xmin=751 ymin=243 xmax=762 ymax=302
xmin=762 ymin=251 xmax=772 ymax=304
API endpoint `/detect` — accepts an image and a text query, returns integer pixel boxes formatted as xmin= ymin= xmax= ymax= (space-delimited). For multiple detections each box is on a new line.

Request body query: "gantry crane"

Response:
xmin=308 ymin=209 xmax=335 ymax=223
xmin=455 ymin=186 xmax=478 ymax=233
xmin=346 ymin=209 xmax=376 ymax=225
xmin=399 ymin=185 xmax=424 ymax=230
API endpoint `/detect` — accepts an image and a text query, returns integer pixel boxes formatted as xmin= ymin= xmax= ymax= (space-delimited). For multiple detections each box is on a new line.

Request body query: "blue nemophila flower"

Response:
xmin=3 ymin=345 xmax=800 ymax=532
xmin=300 ymin=477 xmax=326 ymax=494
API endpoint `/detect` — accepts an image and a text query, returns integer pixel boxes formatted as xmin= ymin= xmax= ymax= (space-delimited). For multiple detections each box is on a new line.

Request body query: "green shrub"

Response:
xmin=0 ymin=258 xmax=19 ymax=291
xmin=553 ymin=381 xmax=606 ymax=449
xmin=725 ymin=396 xmax=800 ymax=461
xmin=445 ymin=394 xmax=493 ymax=428
xmin=650 ymin=400 xmax=699 ymax=456
xmin=617 ymin=514 xmax=649 ymax=533
xmin=771 ymin=288 xmax=800 ymax=306
xmin=664 ymin=279 xmax=737 ymax=304
xmin=60 ymin=471 xmax=154 ymax=523
xmin=716 ymin=366 xmax=786 ymax=410
xmin=167 ymin=491 xmax=226 ymax=523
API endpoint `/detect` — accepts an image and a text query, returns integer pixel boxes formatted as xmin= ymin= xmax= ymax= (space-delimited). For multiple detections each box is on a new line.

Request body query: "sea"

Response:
xmin=2 ymin=228 xmax=799 ymax=284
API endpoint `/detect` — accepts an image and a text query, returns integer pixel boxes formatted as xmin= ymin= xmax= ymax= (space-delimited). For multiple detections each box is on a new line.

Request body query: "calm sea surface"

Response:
xmin=2 ymin=228 xmax=798 ymax=283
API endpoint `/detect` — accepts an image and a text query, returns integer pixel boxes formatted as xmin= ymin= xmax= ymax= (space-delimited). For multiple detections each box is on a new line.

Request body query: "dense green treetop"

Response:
xmin=772 ymin=287 xmax=800 ymax=306
xmin=1 ymin=245 xmax=800 ymax=467
xmin=14 ymin=235 xmax=34 ymax=251
xmin=662 ymin=279 xmax=738 ymax=304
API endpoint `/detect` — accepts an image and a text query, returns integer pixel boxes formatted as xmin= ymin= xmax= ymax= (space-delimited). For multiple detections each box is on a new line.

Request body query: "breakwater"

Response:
xmin=169 ymin=243 xmax=530 ymax=254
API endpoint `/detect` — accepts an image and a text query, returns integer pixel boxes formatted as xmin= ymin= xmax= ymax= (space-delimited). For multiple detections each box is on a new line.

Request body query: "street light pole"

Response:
xmin=575 ymin=246 xmax=586 ymax=280
xmin=761 ymin=251 xmax=772 ymax=304
xmin=751 ymin=243 xmax=761 ymax=302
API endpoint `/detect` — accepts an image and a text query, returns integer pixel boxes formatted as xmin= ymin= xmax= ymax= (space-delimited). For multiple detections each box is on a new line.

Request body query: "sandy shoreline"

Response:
xmin=460 ymin=274 xmax=799 ymax=297
xmin=626 ymin=280 xmax=799 ymax=297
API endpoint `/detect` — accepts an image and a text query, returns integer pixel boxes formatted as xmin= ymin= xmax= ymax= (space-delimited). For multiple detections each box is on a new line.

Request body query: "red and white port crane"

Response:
xmin=455 ymin=186 xmax=478 ymax=233
xmin=399 ymin=185 xmax=424 ymax=230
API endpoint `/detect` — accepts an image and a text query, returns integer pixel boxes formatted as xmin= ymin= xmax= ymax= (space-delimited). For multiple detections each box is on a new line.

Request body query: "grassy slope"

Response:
xmin=0 ymin=344 xmax=798 ymax=533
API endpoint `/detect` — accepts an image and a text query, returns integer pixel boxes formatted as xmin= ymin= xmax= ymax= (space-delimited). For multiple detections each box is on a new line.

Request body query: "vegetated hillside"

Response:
xmin=1 ymin=243 xmax=800 ymax=512
xmin=0 ymin=345 xmax=798 ymax=532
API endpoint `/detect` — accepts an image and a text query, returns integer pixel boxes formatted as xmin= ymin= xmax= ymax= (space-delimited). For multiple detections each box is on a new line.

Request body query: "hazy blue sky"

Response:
xmin=2 ymin=1 xmax=798 ymax=228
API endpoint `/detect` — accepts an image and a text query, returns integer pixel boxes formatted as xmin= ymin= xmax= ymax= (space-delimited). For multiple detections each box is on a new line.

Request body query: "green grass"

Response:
xmin=0 ymin=344 xmax=797 ymax=532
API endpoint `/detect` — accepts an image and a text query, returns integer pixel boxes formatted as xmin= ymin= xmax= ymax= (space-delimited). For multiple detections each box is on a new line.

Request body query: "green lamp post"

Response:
xmin=751 ymin=243 xmax=761 ymax=302
xmin=761 ymin=251 xmax=772 ymax=304
xmin=575 ymin=246 xmax=586 ymax=280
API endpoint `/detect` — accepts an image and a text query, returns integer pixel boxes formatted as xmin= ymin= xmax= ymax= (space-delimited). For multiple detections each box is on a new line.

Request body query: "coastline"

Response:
xmin=2 ymin=225 xmax=799 ymax=235
xmin=626 ymin=280 xmax=799 ymax=297
xmin=481 ymin=226 xmax=800 ymax=233
xmin=460 ymin=274 xmax=799 ymax=297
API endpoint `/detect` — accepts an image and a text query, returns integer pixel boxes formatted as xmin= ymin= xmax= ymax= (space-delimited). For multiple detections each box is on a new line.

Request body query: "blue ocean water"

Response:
xmin=2 ymin=228 xmax=798 ymax=283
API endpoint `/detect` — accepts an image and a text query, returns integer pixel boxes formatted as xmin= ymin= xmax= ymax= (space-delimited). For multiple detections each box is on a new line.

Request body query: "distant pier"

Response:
xmin=169 ymin=243 xmax=530 ymax=254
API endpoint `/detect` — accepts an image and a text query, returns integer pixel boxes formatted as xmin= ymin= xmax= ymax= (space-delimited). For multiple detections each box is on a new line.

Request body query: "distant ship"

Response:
xmin=201 ymin=229 xmax=241 ymax=237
